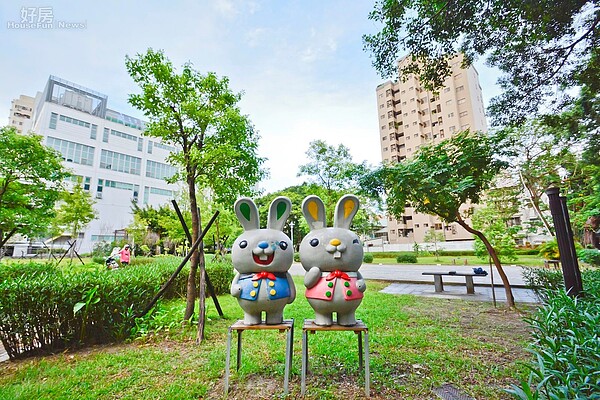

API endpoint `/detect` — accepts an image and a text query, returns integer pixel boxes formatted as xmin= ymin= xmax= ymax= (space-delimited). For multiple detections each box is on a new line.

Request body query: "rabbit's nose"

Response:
xmin=329 ymin=239 xmax=341 ymax=246
xmin=258 ymin=241 xmax=269 ymax=249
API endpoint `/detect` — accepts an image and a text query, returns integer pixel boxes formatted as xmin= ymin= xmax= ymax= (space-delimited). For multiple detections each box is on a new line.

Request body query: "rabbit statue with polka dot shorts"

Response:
xmin=300 ymin=194 xmax=366 ymax=326
xmin=230 ymin=196 xmax=296 ymax=325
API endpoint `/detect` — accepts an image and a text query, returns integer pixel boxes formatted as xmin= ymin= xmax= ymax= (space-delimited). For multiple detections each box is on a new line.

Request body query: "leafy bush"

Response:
xmin=537 ymin=239 xmax=560 ymax=260
xmin=0 ymin=256 xmax=190 ymax=359
xmin=396 ymin=253 xmax=417 ymax=263
xmin=515 ymin=248 xmax=541 ymax=255
xmin=0 ymin=261 xmax=58 ymax=281
xmin=521 ymin=267 xmax=564 ymax=303
xmin=578 ymin=248 xmax=600 ymax=267
xmin=363 ymin=253 xmax=374 ymax=263
xmin=205 ymin=260 xmax=234 ymax=296
xmin=294 ymin=253 xmax=300 ymax=262
xmin=507 ymin=270 xmax=600 ymax=399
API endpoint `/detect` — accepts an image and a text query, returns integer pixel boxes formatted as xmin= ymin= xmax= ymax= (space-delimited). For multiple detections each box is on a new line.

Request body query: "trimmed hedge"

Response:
xmin=367 ymin=250 xmax=475 ymax=258
xmin=396 ymin=253 xmax=418 ymax=263
xmin=578 ymin=248 xmax=600 ymax=267
xmin=0 ymin=256 xmax=233 ymax=359
xmin=363 ymin=253 xmax=374 ymax=263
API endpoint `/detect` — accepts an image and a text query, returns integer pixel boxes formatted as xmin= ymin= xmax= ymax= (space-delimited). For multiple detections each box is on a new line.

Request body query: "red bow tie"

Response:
xmin=326 ymin=270 xmax=350 ymax=281
xmin=253 ymin=271 xmax=276 ymax=281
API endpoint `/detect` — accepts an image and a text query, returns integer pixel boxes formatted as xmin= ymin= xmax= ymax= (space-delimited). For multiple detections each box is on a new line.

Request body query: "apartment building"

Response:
xmin=376 ymin=55 xmax=487 ymax=244
xmin=19 ymin=75 xmax=179 ymax=253
xmin=8 ymin=94 xmax=35 ymax=133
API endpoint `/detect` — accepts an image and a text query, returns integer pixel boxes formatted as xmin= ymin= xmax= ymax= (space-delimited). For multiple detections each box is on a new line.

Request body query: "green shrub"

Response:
xmin=294 ymin=253 xmax=300 ymax=262
xmin=521 ymin=267 xmax=564 ymax=302
xmin=577 ymin=248 xmax=600 ymax=267
xmin=363 ymin=253 xmax=374 ymax=263
xmin=0 ymin=261 xmax=58 ymax=281
xmin=205 ymin=260 xmax=234 ymax=296
xmin=396 ymin=253 xmax=417 ymax=263
xmin=0 ymin=256 xmax=189 ymax=359
xmin=507 ymin=270 xmax=600 ymax=399
xmin=515 ymin=248 xmax=541 ymax=255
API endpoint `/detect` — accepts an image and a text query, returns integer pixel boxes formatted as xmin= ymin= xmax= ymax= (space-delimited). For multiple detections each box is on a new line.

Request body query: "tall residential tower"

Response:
xmin=375 ymin=55 xmax=487 ymax=244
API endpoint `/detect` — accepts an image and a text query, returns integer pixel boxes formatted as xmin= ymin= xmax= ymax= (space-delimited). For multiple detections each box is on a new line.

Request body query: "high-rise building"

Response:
xmin=20 ymin=75 xmax=179 ymax=253
xmin=375 ymin=55 xmax=487 ymax=244
xmin=8 ymin=94 xmax=35 ymax=133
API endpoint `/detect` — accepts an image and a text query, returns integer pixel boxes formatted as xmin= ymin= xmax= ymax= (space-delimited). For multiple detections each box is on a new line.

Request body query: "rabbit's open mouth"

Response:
xmin=253 ymin=254 xmax=274 ymax=266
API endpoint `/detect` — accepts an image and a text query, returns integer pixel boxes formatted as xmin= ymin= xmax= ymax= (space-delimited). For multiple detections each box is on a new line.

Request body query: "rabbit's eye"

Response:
xmin=279 ymin=241 xmax=288 ymax=250
xmin=239 ymin=240 xmax=248 ymax=249
xmin=353 ymin=239 xmax=360 ymax=245
xmin=310 ymin=238 xmax=319 ymax=247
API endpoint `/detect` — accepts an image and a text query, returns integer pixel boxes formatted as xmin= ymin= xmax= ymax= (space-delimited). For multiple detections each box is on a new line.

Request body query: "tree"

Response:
xmin=297 ymin=140 xmax=362 ymax=195
xmin=360 ymin=131 xmax=516 ymax=307
xmin=0 ymin=126 xmax=69 ymax=249
xmin=363 ymin=0 xmax=599 ymax=125
xmin=126 ymin=49 xmax=266 ymax=341
xmin=423 ymin=228 xmax=445 ymax=260
xmin=54 ymin=179 xmax=97 ymax=254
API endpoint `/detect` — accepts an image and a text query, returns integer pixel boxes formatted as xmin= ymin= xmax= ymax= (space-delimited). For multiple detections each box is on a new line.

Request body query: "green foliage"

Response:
xmin=363 ymin=1 xmax=599 ymax=126
xmin=54 ymin=178 xmax=97 ymax=240
xmin=361 ymin=131 xmax=506 ymax=224
xmin=472 ymin=203 xmax=518 ymax=263
xmin=205 ymin=260 xmax=234 ymax=296
xmin=423 ymin=228 xmax=445 ymax=259
xmin=537 ymin=239 xmax=560 ymax=260
xmin=363 ymin=253 xmax=374 ymax=263
xmin=521 ymin=267 xmax=564 ymax=303
xmin=396 ymin=252 xmax=417 ymax=263
xmin=508 ymin=270 xmax=600 ymax=399
xmin=0 ymin=126 xmax=69 ymax=248
xmin=578 ymin=248 xmax=600 ymax=267
xmin=0 ymin=256 xmax=190 ymax=359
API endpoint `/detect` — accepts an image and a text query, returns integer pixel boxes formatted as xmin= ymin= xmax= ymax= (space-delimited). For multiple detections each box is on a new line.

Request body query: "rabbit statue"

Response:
xmin=231 ymin=196 xmax=296 ymax=325
xmin=300 ymin=194 xmax=366 ymax=326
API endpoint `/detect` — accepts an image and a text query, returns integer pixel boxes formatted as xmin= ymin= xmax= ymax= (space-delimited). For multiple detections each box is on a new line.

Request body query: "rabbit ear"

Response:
xmin=302 ymin=195 xmax=326 ymax=231
xmin=267 ymin=196 xmax=292 ymax=231
xmin=334 ymin=195 xmax=360 ymax=230
xmin=234 ymin=197 xmax=259 ymax=231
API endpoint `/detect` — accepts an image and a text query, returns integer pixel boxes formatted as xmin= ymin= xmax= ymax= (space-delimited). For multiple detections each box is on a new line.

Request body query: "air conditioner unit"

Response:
xmin=96 ymin=192 xmax=103 ymax=199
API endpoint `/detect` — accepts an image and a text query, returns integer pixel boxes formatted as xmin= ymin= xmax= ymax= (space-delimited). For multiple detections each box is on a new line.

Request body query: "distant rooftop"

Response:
xmin=39 ymin=75 xmax=146 ymax=131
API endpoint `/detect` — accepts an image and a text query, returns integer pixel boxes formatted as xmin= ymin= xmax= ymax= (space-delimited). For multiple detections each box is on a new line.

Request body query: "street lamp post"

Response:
xmin=289 ymin=221 xmax=295 ymax=250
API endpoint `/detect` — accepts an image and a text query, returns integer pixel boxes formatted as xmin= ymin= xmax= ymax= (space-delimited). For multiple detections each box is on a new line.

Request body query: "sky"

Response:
xmin=0 ymin=1 xmax=502 ymax=194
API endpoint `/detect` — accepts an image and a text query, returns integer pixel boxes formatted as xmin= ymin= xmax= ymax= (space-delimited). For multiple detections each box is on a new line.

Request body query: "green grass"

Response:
xmin=369 ymin=254 xmax=546 ymax=267
xmin=0 ymin=277 xmax=534 ymax=399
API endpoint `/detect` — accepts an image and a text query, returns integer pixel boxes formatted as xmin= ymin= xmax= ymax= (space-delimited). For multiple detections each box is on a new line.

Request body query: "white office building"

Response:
xmin=21 ymin=75 xmax=179 ymax=253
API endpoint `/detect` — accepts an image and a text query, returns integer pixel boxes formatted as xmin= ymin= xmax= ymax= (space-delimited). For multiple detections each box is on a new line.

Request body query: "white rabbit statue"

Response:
xmin=231 ymin=196 xmax=296 ymax=325
xmin=300 ymin=194 xmax=366 ymax=326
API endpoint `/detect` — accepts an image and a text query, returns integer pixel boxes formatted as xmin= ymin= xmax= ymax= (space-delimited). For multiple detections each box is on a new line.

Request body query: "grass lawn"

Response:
xmin=369 ymin=254 xmax=546 ymax=267
xmin=0 ymin=278 xmax=534 ymax=399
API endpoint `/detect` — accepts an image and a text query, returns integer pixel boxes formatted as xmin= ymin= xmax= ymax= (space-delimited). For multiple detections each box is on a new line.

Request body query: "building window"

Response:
xmin=444 ymin=87 xmax=450 ymax=92
xmin=388 ymin=122 xmax=394 ymax=129
xmin=381 ymin=125 xmax=386 ymax=130
xmin=461 ymin=124 xmax=470 ymax=130
xmin=459 ymin=111 xmax=468 ymax=117
xmin=446 ymin=100 xmax=453 ymax=105
xmin=59 ymin=114 xmax=90 ymax=128
xmin=103 ymin=128 xmax=109 ymax=143
xmin=435 ymin=223 xmax=443 ymax=230
xmin=448 ymin=112 xmax=454 ymax=118
xmin=100 ymin=149 xmax=141 ymax=175
xmin=456 ymin=85 xmax=465 ymax=92
xmin=388 ymin=111 xmax=394 ymax=118
xmin=383 ymin=147 xmax=388 ymax=152
xmin=381 ymin=114 xmax=385 ymax=119
xmin=449 ymin=126 xmax=456 ymax=132
xmin=386 ymin=89 xmax=392 ymax=96
xmin=49 ymin=113 xmax=58 ymax=129
xmin=457 ymin=98 xmax=466 ymax=105
xmin=147 ymin=140 xmax=153 ymax=154
xmin=111 ymin=129 xmax=137 ymax=142
xmin=137 ymin=137 xmax=143 ymax=152
xmin=46 ymin=137 xmax=94 ymax=166
xmin=454 ymin=73 xmax=463 ymax=79
xmin=146 ymin=160 xmax=177 ymax=180
xmin=90 ymin=124 xmax=97 ymax=140
xmin=380 ymin=104 xmax=384 ymax=109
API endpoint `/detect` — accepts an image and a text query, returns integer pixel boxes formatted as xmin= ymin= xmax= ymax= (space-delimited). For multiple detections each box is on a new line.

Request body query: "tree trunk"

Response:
xmin=519 ymin=171 xmax=554 ymax=236
xmin=0 ymin=227 xmax=19 ymax=250
xmin=456 ymin=214 xmax=515 ymax=308
xmin=184 ymin=177 xmax=198 ymax=322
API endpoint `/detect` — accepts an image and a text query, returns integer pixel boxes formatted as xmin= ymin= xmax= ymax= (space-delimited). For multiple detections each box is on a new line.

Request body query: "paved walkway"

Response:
xmin=290 ymin=262 xmax=539 ymax=304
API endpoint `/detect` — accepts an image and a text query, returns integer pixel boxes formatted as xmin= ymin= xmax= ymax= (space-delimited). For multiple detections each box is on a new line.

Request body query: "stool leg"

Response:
xmin=236 ymin=330 xmax=242 ymax=371
xmin=358 ymin=331 xmax=363 ymax=371
xmin=284 ymin=326 xmax=292 ymax=395
xmin=365 ymin=331 xmax=370 ymax=397
xmin=224 ymin=328 xmax=232 ymax=394
xmin=301 ymin=329 xmax=307 ymax=395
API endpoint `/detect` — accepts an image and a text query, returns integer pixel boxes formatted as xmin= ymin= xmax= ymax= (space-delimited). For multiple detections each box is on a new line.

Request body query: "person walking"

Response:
xmin=119 ymin=244 xmax=131 ymax=267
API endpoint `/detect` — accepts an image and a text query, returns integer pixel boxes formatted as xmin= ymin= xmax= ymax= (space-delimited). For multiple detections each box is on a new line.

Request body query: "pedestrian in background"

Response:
xmin=119 ymin=244 xmax=131 ymax=267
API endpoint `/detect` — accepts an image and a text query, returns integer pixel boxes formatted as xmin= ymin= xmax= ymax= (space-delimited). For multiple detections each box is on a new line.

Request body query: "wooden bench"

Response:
xmin=421 ymin=272 xmax=487 ymax=294
xmin=544 ymin=259 xmax=560 ymax=269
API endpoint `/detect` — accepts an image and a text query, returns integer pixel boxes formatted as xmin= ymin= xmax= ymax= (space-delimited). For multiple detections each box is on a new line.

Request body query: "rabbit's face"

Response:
xmin=300 ymin=227 xmax=363 ymax=272
xmin=232 ymin=230 xmax=293 ymax=274
xmin=232 ymin=196 xmax=294 ymax=275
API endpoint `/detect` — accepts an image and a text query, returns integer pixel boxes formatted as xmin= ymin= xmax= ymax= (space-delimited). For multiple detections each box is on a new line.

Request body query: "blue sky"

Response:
xmin=0 ymin=1 xmax=501 ymax=193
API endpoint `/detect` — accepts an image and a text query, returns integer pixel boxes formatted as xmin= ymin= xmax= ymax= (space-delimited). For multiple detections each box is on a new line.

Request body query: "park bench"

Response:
xmin=421 ymin=271 xmax=488 ymax=294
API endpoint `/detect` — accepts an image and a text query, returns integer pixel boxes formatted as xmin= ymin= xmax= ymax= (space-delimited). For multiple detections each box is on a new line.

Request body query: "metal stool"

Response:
xmin=301 ymin=319 xmax=370 ymax=397
xmin=224 ymin=319 xmax=294 ymax=395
